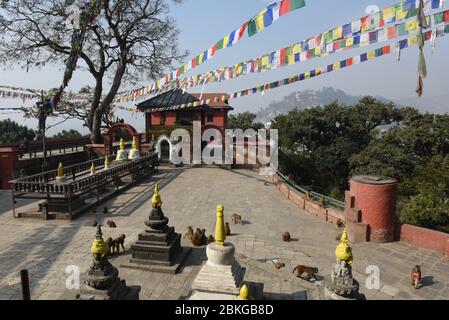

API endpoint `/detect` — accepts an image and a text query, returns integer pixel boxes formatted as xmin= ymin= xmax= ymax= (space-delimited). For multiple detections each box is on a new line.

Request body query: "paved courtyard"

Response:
xmin=0 ymin=167 xmax=448 ymax=300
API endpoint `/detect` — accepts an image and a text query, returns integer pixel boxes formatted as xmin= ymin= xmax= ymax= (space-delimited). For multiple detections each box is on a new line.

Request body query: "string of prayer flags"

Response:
xmin=416 ymin=0 xmax=429 ymax=96
xmin=127 ymin=22 xmax=449 ymax=113
xmin=134 ymin=8 xmax=449 ymax=101
xmin=115 ymin=0 xmax=307 ymax=103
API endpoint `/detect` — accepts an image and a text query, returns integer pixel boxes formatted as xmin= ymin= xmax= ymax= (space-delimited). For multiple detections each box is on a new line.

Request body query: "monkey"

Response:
xmin=106 ymin=220 xmax=116 ymax=228
xmin=282 ymin=232 xmax=291 ymax=242
xmin=271 ymin=260 xmax=285 ymax=269
xmin=411 ymin=265 xmax=422 ymax=289
xmin=231 ymin=213 xmax=242 ymax=224
xmin=191 ymin=228 xmax=207 ymax=247
xmin=207 ymin=235 xmax=215 ymax=244
xmin=225 ymin=222 xmax=231 ymax=236
xmin=103 ymin=206 xmax=108 ymax=214
xmin=106 ymin=235 xmax=126 ymax=254
xmin=336 ymin=219 xmax=344 ymax=228
xmin=182 ymin=226 xmax=194 ymax=240
xmin=293 ymin=265 xmax=319 ymax=282
xmin=113 ymin=234 xmax=126 ymax=254
xmin=105 ymin=237 xmax=114 ymax=255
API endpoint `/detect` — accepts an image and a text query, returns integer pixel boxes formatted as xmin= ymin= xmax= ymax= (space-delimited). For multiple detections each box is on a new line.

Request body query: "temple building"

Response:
xmin=136 ymin=89 xmax=233 ymax=162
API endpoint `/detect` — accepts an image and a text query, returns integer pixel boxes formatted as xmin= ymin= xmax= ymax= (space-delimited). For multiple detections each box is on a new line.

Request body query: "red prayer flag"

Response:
xmin=192 ymin=57 xmax=197 ymax=68
xmin=280 ymin=48 xmax=287 ymax=65
xmin=280 ymin=0 xmax=291 ymax=16
xmin=346 ymin=58 xmax=353 ymax=66
xmin=382 ymin=45 xmax=391 ymax=55
xmin=444 ymin=10 xmax=449 ymax=22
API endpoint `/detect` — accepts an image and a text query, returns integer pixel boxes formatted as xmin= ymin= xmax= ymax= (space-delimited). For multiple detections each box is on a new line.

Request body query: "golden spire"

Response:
xmin=104 ymin=154 xmax=109 ymax=168
xmin=90 ymin=225 xmax=108 ymax=257
xmin=214 ymin=204 xmax=225 ymax=246
xmin=235 ymin=284 xmax=254 ymax=300
xmin=57 ymin=162 xmax=64 ymax=177
xmin=151 ymin=183 xmax=162 ymax=208
xmin=131 ymin=136 xmax=137 ymax=149
xmin=335 ymin=228 xmax=353 ymax=264
xmin=119 ymin=138 xmax=125 ymax=151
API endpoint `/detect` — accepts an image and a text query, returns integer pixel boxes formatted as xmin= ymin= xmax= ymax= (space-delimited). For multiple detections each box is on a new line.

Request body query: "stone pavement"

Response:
xmin=0 ymin=167 xmax=448 ymax=300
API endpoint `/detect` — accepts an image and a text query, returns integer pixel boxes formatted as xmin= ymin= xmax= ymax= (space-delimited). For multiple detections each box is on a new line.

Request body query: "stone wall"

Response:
xmin=398 ymin=224 xmax=449 ymax=257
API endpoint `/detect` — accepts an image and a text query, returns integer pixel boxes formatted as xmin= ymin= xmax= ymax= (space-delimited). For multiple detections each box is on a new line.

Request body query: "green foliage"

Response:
xmin=0 ymin=119 xmax=35 ymax=144
xmin=52 ymin=129 xmax=82 ymax=139
xmin=275 ymin=97 xmax=449 ymax=232
xmin=228 ymin=112 xmax=264 ymax=131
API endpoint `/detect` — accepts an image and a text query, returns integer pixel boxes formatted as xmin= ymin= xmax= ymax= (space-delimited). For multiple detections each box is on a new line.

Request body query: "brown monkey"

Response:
xmin=113 ymin=234 xmax=126 ymax=254
xmin=231 ymin=213 xmax=242 ymax=224
xmin=293 ymin=265 xmax=319 ymax=281
xmin=182 ymin=226 xmax=194 ymax=240
xmin=225 ymin=222 xmax=231 ymax=236
xmin=282 ymin=232 xmax=291 ymax=242
xmin=106 ymin=220 xmax=116 ymax=228
xmin=199 ymin=229 xmax=208 ymax=246
xmin=336 ymin=219 xmax=344 ymax=228
xmin=411 ymin=265 xmax=422 ymax=289
xmin=271 ymin=260 xmax=285 ymax=269
xmin=191 ymin=228 xmax=206 ymax=247
xmin=206 ymin=235 xmax=215 ymax=244
xmin=105 ymin=237 xmax=114 ymax=255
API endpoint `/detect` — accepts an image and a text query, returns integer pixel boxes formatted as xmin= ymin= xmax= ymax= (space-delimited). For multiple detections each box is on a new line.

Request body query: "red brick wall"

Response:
xmin=165 ymin=112 xmax=177 ymax=126
xmin=399 ymin=224 xmax=449 ymax=257
xmin=0 ymin=148 xmax=18 ymax=189
xmin=151 ymin=112 xmax=161 ymax=126
xmin=211 ymin=111 xmax=225 ymax=127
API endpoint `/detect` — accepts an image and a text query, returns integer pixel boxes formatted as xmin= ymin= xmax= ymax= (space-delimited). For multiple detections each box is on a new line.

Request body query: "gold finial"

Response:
xmin=90 ymin=162 xmax=95 ymax=174
xmin=90 ymin=225 xmax=108 ymax=257
xmin=57 ymin=162 xmax=64 ymax=177
xmin=235 ymin=284 xmax=254 ymax=300
xmin=131 ymin=136 xmax=137 ymax=149
xmin=335 ymin=228 xmax=353 ymax=264
xmin=119 ymin=138 xmax=125 ymax=150
xmin=151 ymin=183 xmax=162 ymax=208
xmin=104 ymin=155 xmax=109 ymax=167
xmin=214 ymin=204 xmax=225 ymax=246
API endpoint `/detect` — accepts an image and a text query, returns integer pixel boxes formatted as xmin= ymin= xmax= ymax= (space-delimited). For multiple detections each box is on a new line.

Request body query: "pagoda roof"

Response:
xmin=136 ymin=89 xmax=233 ymax=112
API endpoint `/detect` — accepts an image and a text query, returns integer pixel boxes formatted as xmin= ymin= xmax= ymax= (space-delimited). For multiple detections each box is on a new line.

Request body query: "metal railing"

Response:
xmin=276 ymin=170 xmax=345 ymax=212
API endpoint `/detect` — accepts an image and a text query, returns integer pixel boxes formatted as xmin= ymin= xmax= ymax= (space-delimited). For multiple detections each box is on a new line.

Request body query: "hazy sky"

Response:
xmin=1 ymin=0 xmax=448 ymax=135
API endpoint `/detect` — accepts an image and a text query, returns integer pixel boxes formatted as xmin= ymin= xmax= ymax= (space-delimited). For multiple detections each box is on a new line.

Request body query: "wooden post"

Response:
xmin=20 ymin=269 xmax=30 ymax=300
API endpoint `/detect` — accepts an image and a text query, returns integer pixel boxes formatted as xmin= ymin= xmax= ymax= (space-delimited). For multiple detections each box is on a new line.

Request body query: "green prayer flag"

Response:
xmin=217 ymin=39 xmax=224 ymax=50
xmin=291 ymin=0 xmax=306 ymax=10
xmin=248 ymin=19 xmax=257 ymax=37
xmin=434 ymin=12 xmax=444 ymax=24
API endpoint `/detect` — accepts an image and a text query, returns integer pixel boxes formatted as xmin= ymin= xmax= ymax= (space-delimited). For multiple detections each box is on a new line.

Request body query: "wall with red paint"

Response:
xmin=399 ymin=224 xmax=449 ymax=257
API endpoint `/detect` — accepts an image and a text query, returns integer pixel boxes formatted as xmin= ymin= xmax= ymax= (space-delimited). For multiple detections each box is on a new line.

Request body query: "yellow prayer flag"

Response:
xmin=333 ymin=62 xmax=340 ymax=70
xmin=333 ymin=27 xmax=343 ymax=40
xmin=304 ymin=71 xmax=310 ymax=79
xmin=383 ymin=7 xmax=395 ymax=21
xmin=198 ymin=52 xmax=204 ymax=64
xmin=396 ymin=5 xmax=406 ymax=20
xmin=346 ymin=37 xmax=354 ymax=47
xmin=222 ymin=35 xmax=230 ymax=48
xmin=408 ymin=35 xmax=418 ymax=47
xmin=314 ymin=47 xmax=322 ymax=56
xmin=292 ymin=44 xmax=302 ymax=54
xmin=316 ymin=68 xmax=322 ymax=76
xmin=367 ymin=50 xmax=375 ymax=59
xmin=256 ymin=9 xmax=267 ymax=32
xmin=261 ymin=55 xmax=269 ymax=68
xmin=405 ymin=20 xmax=417 ymax=32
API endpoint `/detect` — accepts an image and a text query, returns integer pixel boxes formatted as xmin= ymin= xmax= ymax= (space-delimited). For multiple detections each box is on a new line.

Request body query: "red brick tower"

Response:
xmin=345 ymin=175 xmax=398 ymax=243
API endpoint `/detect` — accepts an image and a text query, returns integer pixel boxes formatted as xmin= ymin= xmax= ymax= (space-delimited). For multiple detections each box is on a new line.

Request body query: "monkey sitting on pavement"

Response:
xmin=411 ymin=265 xmax=422 ymax=289
xmin=191 ymin=228 xmax=208 ymax=246
xmin=231 ymin=213 xmax=242 ymax=224
xmin=106 ymin=234 xmax=126 ymax=255
xmin=182 ymin=226 xmax=194 ymax=240
xmin=282 ymin=232 xmax=291 ymax=242
xmin=106 ymin=220 xmax=117 ymax=228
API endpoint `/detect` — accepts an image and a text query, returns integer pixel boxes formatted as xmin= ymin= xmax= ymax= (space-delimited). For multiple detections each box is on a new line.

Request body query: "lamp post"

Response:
xmin=37 ymin=90 xmax=49 ymax=173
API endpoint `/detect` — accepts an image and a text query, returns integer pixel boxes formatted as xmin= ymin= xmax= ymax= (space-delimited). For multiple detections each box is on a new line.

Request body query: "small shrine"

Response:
xmin=121 ymin=184 xmax=190 ymax=274
xmin=128 ymin=136 xmax=141 ymax=160
xmin=188 ymin=204 xmax=263 ymax=300
xmin=55 ymin=162 xmax=67 ymax=183
xmin=323 ymin=228 xmax=360 ymax=300
xmin=60 ymin=225 xmax=140 ymax=300
xmin=114 ymin=138 xmax=129 ymax=162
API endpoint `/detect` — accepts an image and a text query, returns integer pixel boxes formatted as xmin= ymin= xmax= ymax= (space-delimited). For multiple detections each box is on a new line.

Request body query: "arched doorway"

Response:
xmin=155 ymin=135 xmax=172 ymax=162
xmin=160 ymin=140 xmax=170 ymax=162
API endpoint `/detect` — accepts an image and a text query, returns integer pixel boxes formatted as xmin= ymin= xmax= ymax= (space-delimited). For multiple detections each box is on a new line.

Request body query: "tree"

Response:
xmin=228 ymin=112 xmax=264 ymax=131
xmin=272 ymin=97 xmax=400 ymax=194
xmin=53 ymin=129 xmax=82 ymax=139
xmin=0 ymin=119 xmax=36 ymax=144
xmin=0 ymin=0 xmax=186 ymax=143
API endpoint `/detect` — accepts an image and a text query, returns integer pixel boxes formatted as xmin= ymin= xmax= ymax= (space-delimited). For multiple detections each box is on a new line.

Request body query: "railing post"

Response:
xmin=20 ymin=269 xmax=30 ymax=300
xmin=67 ymin=184 xmax=73 ymax=220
